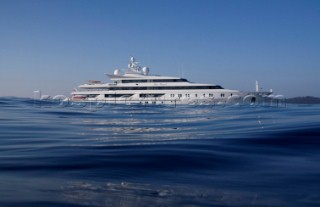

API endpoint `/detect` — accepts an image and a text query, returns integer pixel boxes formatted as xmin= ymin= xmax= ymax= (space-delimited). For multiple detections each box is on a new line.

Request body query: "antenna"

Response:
xmin=128 ymin=56 xmax=141 ymax=72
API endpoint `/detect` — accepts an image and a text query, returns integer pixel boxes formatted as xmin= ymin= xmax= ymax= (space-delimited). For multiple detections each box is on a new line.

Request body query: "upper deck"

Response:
xmin=78 ymin=57 xmax=224 ymax=90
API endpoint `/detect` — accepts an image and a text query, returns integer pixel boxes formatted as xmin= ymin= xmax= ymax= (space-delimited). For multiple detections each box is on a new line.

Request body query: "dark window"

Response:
xmin=121 ymin=79 xmax=189 ymax=83
xmin=122 ymin=80 xmax=148 ymax=83
xmin=139 ymin=94 xmax=164 ymax=98
xmin=88 ymin=94 xmax=99 ymax=98
xmin=108 ymin=85 xmax=224 ymax=90
xmin=104 ymin=94 xmax=133 ymax=98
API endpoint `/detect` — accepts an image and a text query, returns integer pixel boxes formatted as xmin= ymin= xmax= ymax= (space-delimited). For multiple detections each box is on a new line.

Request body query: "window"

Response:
xmin=121 ymin=79 xmax=189 ymax=83
xmin=88 ymin=94 xmax=99 ymax=98
xmin=140 ymin=94 xmax=164 ymax=98
xmin=108 ymin=85 xmax=224 ymax=90
xmin=122 ymin=80 xmax=148 ymax=83
xmin=105 ymin=94 xmax=133 ymax=98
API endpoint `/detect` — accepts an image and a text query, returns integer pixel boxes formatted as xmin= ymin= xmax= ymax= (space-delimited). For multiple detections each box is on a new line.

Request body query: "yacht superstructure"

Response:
xmin=70 ymin=57 xmax=271 ymax=105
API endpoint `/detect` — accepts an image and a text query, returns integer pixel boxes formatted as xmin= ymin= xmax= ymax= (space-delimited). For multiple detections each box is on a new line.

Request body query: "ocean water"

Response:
xmin=0 ymin=97 xmax=319 ymax=207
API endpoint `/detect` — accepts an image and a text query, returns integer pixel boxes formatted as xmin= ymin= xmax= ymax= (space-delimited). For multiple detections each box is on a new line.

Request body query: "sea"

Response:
xmin=0 ymin=97 xmax=319 ymax=207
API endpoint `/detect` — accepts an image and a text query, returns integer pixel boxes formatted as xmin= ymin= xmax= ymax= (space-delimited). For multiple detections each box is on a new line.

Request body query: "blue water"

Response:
xmin=0 ymin=98 xmax=319 ymax=207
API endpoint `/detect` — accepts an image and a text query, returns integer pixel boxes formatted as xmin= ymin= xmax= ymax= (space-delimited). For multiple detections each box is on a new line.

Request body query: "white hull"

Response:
xmin=68 ymin=92 xmax=272 ymax=106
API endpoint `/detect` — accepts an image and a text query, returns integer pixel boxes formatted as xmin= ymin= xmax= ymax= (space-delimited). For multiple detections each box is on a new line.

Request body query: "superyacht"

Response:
xmin=70 ymin=57 xmax=271 ymax=105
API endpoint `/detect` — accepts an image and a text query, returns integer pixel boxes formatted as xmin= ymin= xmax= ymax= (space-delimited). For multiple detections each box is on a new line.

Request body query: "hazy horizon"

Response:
xmin=1 ymin=0 xmax=319 ymax=98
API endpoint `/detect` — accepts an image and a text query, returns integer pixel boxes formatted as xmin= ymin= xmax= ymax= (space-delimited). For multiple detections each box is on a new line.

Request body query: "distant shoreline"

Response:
xmin=286 ymin=96 xmax=320 ymax=104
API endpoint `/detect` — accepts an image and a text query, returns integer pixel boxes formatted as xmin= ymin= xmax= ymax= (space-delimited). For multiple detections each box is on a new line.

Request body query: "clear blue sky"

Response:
xmin=1 ymin=0 xmax=319 ymax=98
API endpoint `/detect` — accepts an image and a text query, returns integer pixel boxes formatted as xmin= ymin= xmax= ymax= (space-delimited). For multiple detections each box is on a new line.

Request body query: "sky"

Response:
xmin=1 ymin=0 xmax=319 ymax=98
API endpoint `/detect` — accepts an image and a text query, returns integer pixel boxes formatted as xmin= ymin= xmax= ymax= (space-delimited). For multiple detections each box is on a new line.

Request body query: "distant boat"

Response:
xmin=69 ymin=57 xmax=272 ymax=105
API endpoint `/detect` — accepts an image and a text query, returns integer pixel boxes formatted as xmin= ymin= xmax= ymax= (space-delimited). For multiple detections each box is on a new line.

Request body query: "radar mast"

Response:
xmin=128 ymin=57 xmax=141 ymax=73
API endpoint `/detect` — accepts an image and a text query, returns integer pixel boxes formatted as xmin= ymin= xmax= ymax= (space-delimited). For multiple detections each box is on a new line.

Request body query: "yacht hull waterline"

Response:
xmin=68 ymin=57 xmax=273 ymax=105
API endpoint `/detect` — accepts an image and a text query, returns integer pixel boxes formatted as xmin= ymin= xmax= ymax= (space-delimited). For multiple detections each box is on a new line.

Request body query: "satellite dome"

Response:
xmin=114 ymin=69 xmax=122 ymax=75
xmin=142 ymin=67 xmax=149 ymax=75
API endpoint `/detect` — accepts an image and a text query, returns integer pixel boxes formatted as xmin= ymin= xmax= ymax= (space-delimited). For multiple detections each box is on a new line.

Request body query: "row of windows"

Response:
xmin=170 ymin=93 xmax=216 ymax=98
xmin=86 ymin=93 xmax=231 ymax=99
xmin=139 ymin=94 xmax=165 ymax=98
xmin=108 ymin=85 xmax=224 ymax=90
xmin=121 ymin=78 xmax=188 ymax=83
xmin=104 ymin=94 xmax=165 ymax=98
xmin=104 ymin=94 xmax=133 ymax=98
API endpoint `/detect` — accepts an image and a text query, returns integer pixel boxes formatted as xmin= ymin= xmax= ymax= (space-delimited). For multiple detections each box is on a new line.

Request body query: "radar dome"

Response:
xmin=114 ymin=69 xmax=122 ymax=76
xmin=142 ymin=67 xmax=149 ymax=75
